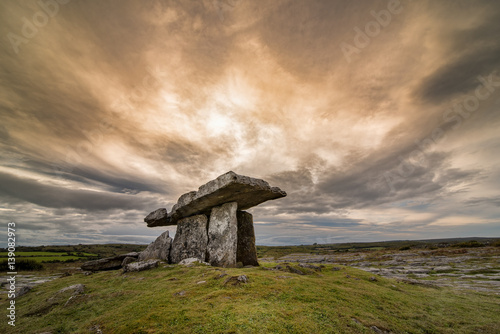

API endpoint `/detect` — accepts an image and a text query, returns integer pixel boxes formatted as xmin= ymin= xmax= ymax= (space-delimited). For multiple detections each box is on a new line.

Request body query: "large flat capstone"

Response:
xmin=145 ymin=171 xmax=286 ymax=227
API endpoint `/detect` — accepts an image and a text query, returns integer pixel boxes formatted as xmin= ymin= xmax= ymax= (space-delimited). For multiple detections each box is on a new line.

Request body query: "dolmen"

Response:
xmin=143 ymin=171 xmax=287 ymax=267
xmin=80 ymin=171 xmax=286 ymax=272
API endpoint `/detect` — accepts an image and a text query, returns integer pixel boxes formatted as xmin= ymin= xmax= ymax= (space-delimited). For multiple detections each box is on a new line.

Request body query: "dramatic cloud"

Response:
xmin=1 ymin=0 xmax=499 ymax=246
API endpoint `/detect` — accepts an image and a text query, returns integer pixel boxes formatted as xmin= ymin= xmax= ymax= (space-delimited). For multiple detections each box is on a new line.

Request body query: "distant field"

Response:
xmin=0 ymin=251 xmax=98 ymax=265
xmin=0 ymin=252 xmax=97 ymax=257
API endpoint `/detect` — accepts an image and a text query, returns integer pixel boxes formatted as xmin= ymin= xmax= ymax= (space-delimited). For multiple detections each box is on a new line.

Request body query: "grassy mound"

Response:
xmin=2 ymin=263 xmax=499 ymax=333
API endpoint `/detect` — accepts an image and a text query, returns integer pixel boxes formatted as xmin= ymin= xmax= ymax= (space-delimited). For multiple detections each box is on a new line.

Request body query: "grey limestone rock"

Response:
xmin=121 ymin=256 xmax=136 ymax=267
xmin=207 ymin=202 xmax=238 ymax=267
xmin=123 ymin=260 xmax=160 ymax=273
xmin=236 ymin=211 xmax=259 ymax=266
xmin=145 ymin=171 xmax=286 ymax=227
xmin=81 ymin=252 xmax=139 ymax=271
xmin=170 ymin=214 xmax=208 ymax=264
xmin=178 ymin=257 xmax=210 ymax=266
xmin=138 ymin=230 xmax=172 ymax=262
xmin=144 ymin=208 xmax=169 ymax=226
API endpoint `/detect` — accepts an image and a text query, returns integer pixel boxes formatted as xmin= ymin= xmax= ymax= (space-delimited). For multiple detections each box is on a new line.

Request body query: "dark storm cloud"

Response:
xmin=0 ymin=171 xmax=153 ymax=211
xmin=464 ymin=196 xmax=500 ymax=207
xmin=414 ymin=2 xmax=500 ymax=103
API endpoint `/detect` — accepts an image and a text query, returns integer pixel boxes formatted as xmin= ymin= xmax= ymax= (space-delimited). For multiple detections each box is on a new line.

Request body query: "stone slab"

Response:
xmin=81 ymin=252 xmax=139 ymax=271
xmin=236 ymin=211 xmax=259 ymax=266
xmin=138 ymin=230 xmax=172 ymax=262
xmin=145 ymin=171 xmax=286 ymax=227
xmin=170 ymin=214 xmax=209 ymax=264
xmin=207 ymin=202 xmax=238 ymax=267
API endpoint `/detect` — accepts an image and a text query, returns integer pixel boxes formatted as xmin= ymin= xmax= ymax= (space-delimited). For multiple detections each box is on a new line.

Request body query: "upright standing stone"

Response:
xmin=138 ymin=230 xmax=172 ymax=262
xmin=236 ymin=211 xmax=259 ymax=266
xmin=170 ymin=214 xmax=208 ymax=264
xmin=207 ymin=202 xmax=238 ymax=267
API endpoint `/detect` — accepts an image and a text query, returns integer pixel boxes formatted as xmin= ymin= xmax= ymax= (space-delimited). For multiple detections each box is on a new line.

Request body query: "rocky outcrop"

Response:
xmin=207 ymin=202 xmax=238 ymax=267
xmin=81 ymin=252 xmax=139 ymax=271
xmin=145 ymin=171 xmax=286 ymax=227
xmin=236 ymin=211 xmax=259 ymax=266
xmin=138 ymin=230 xmax=172 ymax=262
xmin=170 ymin=215 xmax=208 ymax=264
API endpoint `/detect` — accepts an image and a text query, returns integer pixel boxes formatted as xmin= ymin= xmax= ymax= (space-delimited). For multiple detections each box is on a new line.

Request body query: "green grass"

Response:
xmin=2 ymin=263 xmax=499 ymax=334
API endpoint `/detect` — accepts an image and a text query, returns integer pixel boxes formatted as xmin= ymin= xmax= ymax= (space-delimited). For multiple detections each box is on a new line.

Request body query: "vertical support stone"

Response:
xmin=138 ymin=230 xmax=173 ymax=262
xmin=237 ymin=211 xmax=259 ymax=266
xmin=207 ymin=202 xmax=238 ymax=267
xmin=170 ymin=214 xmax=208 ymax=264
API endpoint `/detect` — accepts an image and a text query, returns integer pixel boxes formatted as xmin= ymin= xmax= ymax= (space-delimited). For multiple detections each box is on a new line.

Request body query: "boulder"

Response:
xmin=170 ymin=214 xmax=209 ymax=264
xmin=138 ymin=230 xmax=172 ymax=262
xmin=145 ymin=171 xmax=287 ymax=227
xmin=236 ymin=211 xmax=259 ymax=266
xmin=207 ymin=202 xmax=238 ymax=267
xmin=121 ymin=257 xmax=136 ymax=267
xmin=123 ymin=260 xmax=160 ymax=273
xmin=81 ymin=252 xmax=139 ymax=271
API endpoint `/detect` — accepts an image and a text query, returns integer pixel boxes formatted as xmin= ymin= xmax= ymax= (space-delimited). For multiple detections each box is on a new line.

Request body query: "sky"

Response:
xmin=1 ymin=0 xmax=500 ymax=247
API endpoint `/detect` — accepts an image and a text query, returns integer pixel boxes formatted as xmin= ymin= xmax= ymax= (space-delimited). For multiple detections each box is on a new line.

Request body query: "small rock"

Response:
xmin=17 ymin=286 xmax=32 ymax=297
xmin=223 ymin=275 xmax=249 ymax=286
xmin=286 ymin=265 xmax=305 ymax=275
xmin=215 ymin=273 xmax=228 ymax=279
xmin=178 ymin=257 xmax=210 ymax=266
xmin=173 ymin=290 xmax=186 ymax=296
xmin=237 ymin=275 xmax=248 ymax=283
xmin=123 ymin=260 xmax=160 ymax=273
xmin=47 ymin=284 xmax=85 ymax=304
xmin=298 ymin=263 xmax=322 ymax=271
xmin=332 ymin=267 xmax=341 ymax=271
xmin=369 ymin=276 xmax=378 ymax=282
xmin=59 ymin=284 xmax=85 ymax=295
xmin=89 ymin=324 xmax=103 ymax=334
xmin=370 ymin=325 xmax=392 ymax=334
xmin=168 ymin=277 xmax=179 ymax=281
xmin=197 ymin=280 xmax=207 ymax=284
